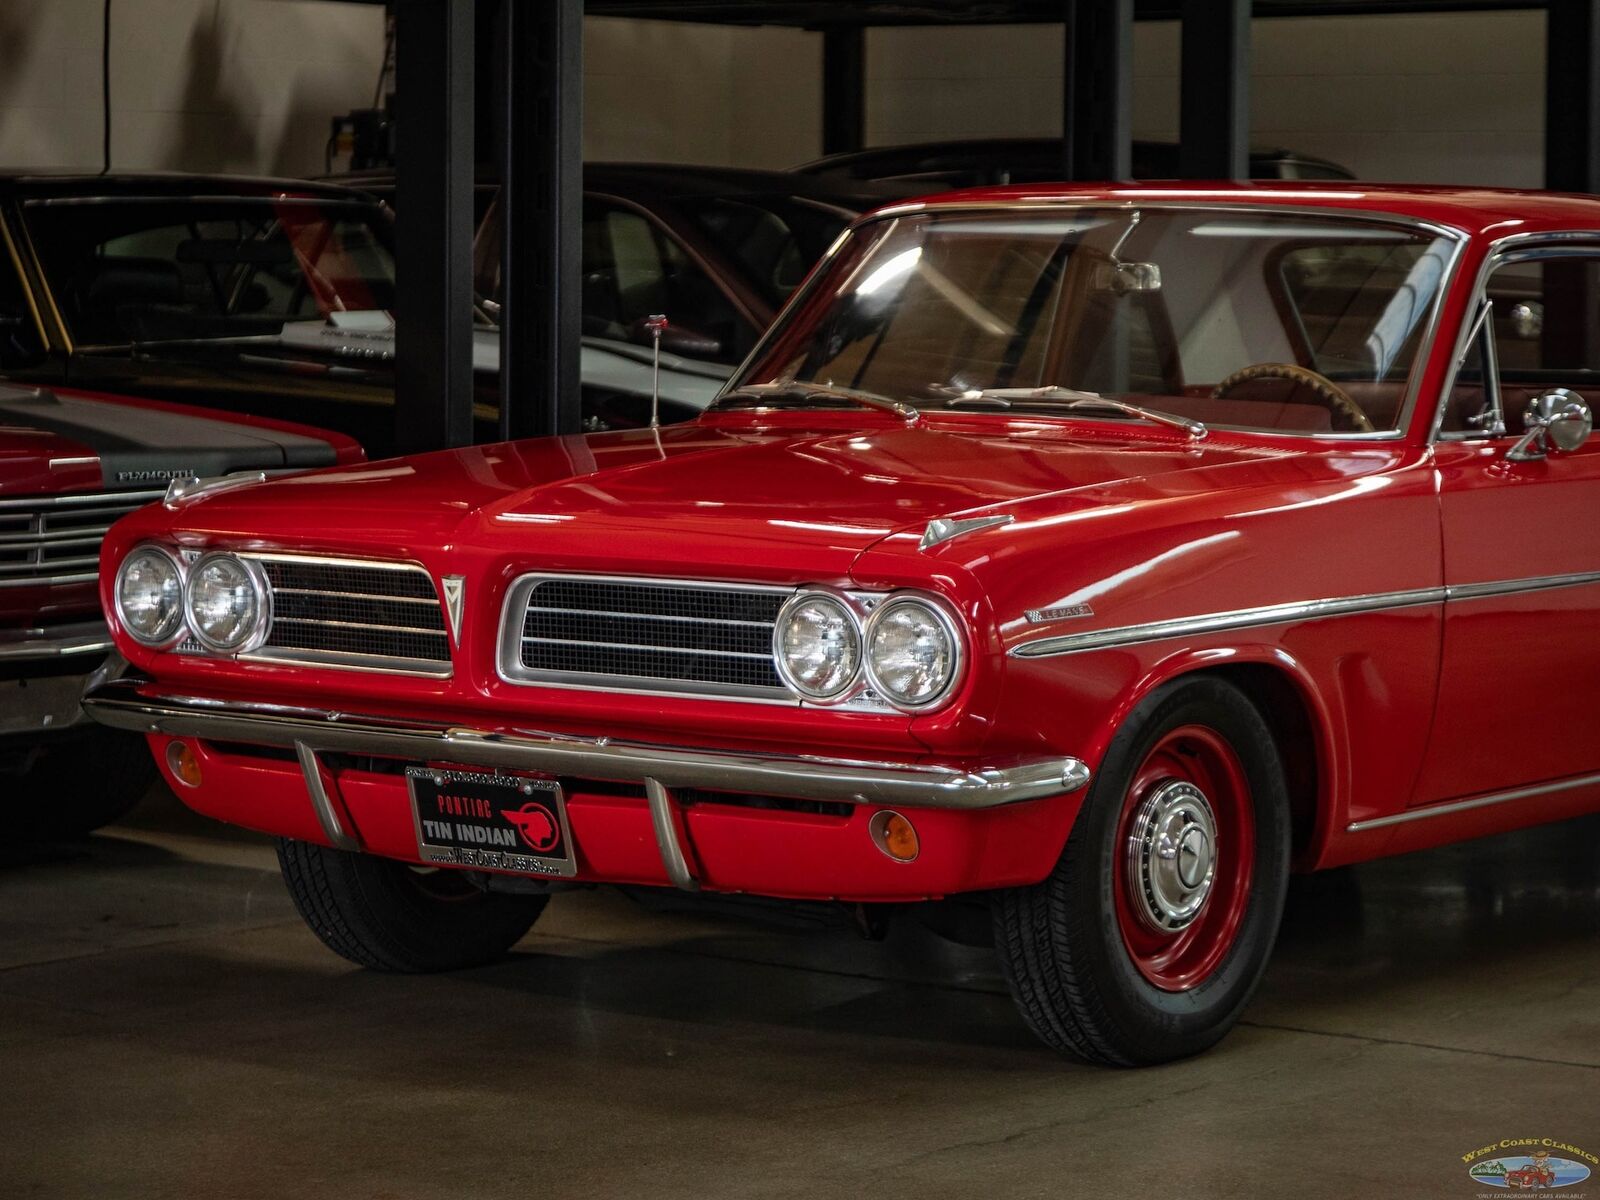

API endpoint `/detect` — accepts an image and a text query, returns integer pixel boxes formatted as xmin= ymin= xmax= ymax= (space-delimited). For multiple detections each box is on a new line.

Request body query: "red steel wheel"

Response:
xmin=1113 ymin=725 xmax=1256 ymax=991
xmin=991 ymin=675 xmax=1291 ymax=1065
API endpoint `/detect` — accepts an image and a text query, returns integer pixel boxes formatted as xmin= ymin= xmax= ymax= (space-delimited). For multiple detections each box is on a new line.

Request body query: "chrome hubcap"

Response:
xmin=1126 ymin=779 xmax=1218 ymax=932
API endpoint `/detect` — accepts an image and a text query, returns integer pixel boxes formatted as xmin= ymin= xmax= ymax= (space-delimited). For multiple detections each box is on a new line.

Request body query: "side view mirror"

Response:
xmin=1507 ymin=388 xmax=1593 ymax=462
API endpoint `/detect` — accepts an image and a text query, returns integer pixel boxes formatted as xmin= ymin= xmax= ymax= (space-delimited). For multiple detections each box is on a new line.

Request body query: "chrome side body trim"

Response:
xmin=1347 ymin=771 xmax=1600 ymax=833
xmin=80 ymin=679 xmax=1091 ymax=810
xmin=1010 ymin=587 xmax=1446 ymax=658
xmin=1009 ymin=568 xmax=1600 ymax=658
xmin=1447 ymin=569 xmax=1600 ymax=602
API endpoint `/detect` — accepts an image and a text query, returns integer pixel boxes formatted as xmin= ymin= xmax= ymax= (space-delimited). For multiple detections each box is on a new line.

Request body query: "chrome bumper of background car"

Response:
xmin=0 ymin=619 xmax=113 ymax=663
xmin=0 ymin=623 xmax=122 ymax=738
xmin=82 ymin=678 xmax=1091 ymax=811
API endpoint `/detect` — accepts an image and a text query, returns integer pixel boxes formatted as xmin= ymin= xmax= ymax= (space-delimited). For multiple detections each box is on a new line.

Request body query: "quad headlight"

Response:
xmin=866 ymin=596 xmax=961 ymax=708
xmin=114 ymin=546 xmax=185 ymax=646
xmin=774 ymin=588 xmax=964 ymax=710
xmin=774 ymin=591 xmax=861 ymax=701
xmin=184 ymin=552 xmax=268 ymax=652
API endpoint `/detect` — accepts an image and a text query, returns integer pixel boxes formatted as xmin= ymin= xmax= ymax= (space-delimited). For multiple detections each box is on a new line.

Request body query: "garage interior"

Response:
xmin=4 ymin=1 xmax=1600 ymax=1196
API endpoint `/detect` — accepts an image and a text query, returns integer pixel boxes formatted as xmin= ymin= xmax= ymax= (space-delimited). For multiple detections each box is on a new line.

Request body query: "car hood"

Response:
xmin=167 ymin=413 xmax=1301 ymax=576
xmin=0 ymin=384 xmax=343 ymax=495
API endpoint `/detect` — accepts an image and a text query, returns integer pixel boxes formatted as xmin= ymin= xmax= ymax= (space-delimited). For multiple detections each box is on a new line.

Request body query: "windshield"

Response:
xmin=25 ymin=197 xmax=396 ymax=346
xmin=730 ymin=207 xmax=1457 ymax=434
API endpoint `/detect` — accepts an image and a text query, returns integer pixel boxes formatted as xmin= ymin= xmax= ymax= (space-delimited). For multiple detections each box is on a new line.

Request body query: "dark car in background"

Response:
xmin=321 ymin=163 xmax=913 ymax=427
xmin=794 ymin=138 xmax=1355 ymax=188
xmin=0 ymin=169 xmax=900 ymax=458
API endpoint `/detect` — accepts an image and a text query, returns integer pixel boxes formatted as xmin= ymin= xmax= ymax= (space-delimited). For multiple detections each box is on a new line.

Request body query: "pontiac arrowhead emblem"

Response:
xmin=442 ymin=575 xmax=466 ymax=644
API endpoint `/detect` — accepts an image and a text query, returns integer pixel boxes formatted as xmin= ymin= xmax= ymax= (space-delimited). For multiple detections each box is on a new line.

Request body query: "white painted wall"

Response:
xmin=0 ymin=0 xmax=385 ymax=176
xmin=861 ymin=11 xmax=1545 ymax=186
xmin=0 ymin=5 xmax=1551 ymax=187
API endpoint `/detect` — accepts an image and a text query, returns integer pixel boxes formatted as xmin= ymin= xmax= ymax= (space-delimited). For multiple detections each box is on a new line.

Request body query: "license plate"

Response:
xmin=406 ymin=767 xmax=576 ymax=878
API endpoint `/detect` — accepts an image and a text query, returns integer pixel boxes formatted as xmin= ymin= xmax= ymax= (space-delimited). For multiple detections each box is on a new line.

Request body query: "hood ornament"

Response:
xmin=163 ymin=471 xmax=269 ymax=509
xmin=441 ymin=575 xmax=466 ymax=644
xmin=920 ymin=513 xmax=1014 ymax=552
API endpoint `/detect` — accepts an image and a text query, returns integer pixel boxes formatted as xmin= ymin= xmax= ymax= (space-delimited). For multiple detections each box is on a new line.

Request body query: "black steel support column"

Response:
xmin=822 ymin=26 xmax=866 ymax=155
xmin=500 ymin=0 xmax=584 ymax=441
xmin=1545 ymin=0 xmax=1600 ymax=192
xmin=1062 ymin=0 xmax=1133 ymax=180
xmin=394 ymin=0 xmax=475 ymax=455
xmin=1179 ymin=0 xmax=1251 ymax=179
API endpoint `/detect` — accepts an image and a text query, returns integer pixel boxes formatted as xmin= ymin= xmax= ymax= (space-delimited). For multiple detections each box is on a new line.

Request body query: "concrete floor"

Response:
xmin=2 ymin=784 xmax=1598 ymax=1200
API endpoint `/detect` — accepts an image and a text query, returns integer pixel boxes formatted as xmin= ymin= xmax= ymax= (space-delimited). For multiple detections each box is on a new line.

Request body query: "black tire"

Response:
xmin=17 ymin=727 xmax=156 ymax=839
xmin=276 ymin=838 xmax=548 ymax=972
xmin=992 ymin=675 xmax=1291 ymax=1065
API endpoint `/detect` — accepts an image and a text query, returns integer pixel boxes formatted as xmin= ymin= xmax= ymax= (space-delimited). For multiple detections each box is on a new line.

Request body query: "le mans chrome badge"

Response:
xmin=1026 ymin=603 xmax=1095 ymax=623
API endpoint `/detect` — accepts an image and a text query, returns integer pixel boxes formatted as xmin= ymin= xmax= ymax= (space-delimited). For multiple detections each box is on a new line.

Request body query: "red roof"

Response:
xmin=882 ymin=180 xmax=1600 ymax=238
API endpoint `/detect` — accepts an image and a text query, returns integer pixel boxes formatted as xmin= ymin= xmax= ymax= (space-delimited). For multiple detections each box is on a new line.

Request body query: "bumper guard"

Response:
xmin=83 ymin=678 xmax=1091 ymax=890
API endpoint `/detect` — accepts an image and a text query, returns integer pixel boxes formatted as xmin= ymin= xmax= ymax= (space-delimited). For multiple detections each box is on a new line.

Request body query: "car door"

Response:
xmin=1414 ymin=240 xmax=1600 ymax=805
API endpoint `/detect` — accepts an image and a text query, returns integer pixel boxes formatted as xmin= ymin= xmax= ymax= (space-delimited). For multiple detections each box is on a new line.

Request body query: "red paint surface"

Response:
xmin=101 ymin=185 xmax=1600 ymax=896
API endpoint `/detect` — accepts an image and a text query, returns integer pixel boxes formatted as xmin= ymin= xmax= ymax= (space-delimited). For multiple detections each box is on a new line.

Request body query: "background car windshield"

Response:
xmin=676 ymin=195 xmax=854 ymax=307
xmin=734 ymin=207 xmax=1455 ymax=434
xmin=25 ymin=198 xmax=396 ymax=345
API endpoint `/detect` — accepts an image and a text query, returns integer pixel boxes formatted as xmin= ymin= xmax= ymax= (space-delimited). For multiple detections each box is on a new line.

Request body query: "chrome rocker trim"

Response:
xmin=81 ymin=678 xmax=1092 ymax=811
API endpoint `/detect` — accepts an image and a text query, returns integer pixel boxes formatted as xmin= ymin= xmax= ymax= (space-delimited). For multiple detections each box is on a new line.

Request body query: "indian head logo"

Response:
xmin=504 ymin=801 xmax=561 ymax=854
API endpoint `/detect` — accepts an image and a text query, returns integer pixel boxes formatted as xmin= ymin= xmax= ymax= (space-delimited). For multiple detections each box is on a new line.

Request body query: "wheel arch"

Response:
xmin=1101 ymin=646 xmax=1345 ymax=871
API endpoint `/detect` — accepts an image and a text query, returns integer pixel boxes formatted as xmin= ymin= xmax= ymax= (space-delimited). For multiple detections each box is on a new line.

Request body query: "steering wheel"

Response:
xmin=1211 ymin=363 xmax=1375 ymax=433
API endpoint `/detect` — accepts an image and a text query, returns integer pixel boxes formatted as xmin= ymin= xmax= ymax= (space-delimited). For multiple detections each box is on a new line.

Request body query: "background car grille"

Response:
xmin=0 ymin=489 xmax=165 ymax=588
xmin=504 ymin=575 xmax=789 ymax=697
xmin=243 ymin=555 xmax=452 ymax=676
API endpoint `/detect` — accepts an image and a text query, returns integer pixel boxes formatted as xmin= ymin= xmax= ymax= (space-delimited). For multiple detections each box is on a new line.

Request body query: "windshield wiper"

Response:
xmin=951 ymin=387 xmax=1207 ymax=440
xmin=714 ymin=381 xmax=919 ymax=423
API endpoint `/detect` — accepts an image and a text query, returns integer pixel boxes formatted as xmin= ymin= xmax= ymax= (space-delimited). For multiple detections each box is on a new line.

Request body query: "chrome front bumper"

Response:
xmin=82 ymin=678 xmax=1091 ymax=810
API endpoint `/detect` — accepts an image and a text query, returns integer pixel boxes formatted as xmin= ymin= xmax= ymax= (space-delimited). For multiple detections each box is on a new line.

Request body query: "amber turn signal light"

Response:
xmin=165 ymin=740 xmax=202 ymax=788
xmin=869 ymin=810 xmax=919 ymax=863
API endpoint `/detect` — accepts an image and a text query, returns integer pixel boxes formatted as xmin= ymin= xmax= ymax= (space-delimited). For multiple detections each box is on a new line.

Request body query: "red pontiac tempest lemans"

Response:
xmin=84 ymin=184 xmax=1600 ymax=1064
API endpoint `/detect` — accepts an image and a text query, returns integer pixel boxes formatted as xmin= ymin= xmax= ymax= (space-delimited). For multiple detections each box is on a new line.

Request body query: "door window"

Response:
xmin=1442 ymin=254 xmax=1600 ymax=435
xmin=0 ymin=236 xmax=44 ymax=368
xmin=581 ymin=201 xmax=751 ymax=365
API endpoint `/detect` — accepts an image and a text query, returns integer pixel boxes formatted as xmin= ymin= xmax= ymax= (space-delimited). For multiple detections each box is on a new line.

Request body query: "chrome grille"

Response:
xmin=501 ymin=574 xmax=789 ymax=698
xmin=0 ymin=489 xmax=164 ymax=588
xmin=244 ymin=554 xmax=451 ymax=677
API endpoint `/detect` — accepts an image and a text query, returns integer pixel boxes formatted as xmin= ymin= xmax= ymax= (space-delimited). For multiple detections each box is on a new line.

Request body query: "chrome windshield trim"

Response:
xmin=1348 ymin=770 xmax=1600 ymax=832
xmin=1010 ymin=587 xmax=1445 ymax=658
xmin=1010 ymin=568 xmax=1600 ymax=658
xmin=80 ymin=679 xmax=1091 ymax=810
